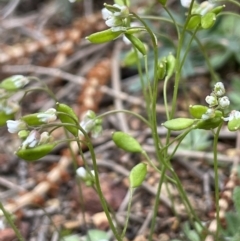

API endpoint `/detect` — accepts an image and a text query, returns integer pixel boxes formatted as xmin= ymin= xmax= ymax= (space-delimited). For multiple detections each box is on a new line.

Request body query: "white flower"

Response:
xmin=76 ymin=167 xmax=87 ymax=178
xmin=201 ymin=108 xmax=215 ymax=120
xmin=11 ymin=75 xmax=29 ymax=88
xmin=3 ymin=101 xmax=20 ymax=114
xmin=6 ymin=120 xmax=27 ymax=133
xmin=205 ymin=95 xmax=218 ymax=107
xmin=39 ymin=132 xmax=52 ymax=145
xmin=102 ymin=8 xmax=112 ymax=20
xmin=105 ymin=17 xmax=122 ymax=28
xmin=76 ymin=167 xmax=95 ymax=179
xmin=218 ymin=96 xmax=230 ymax=109
xmin=223 ymin=110 xmax=240 ymax=122
xmin=22 ymin=130 xmax=40 ymax=149
xmin=101 ymin=4 xmax=129 ymax=29
xmin=37 ymin=108 xmax=57 ymax=123
xmin=180 ymin=0 xmax=192 ymax=8
xmin=79 ymin=110 xmax=96 ymax=134
xmin=214 ymin=82 xmax=225 ymax=96
xmin=199 ymin=1 xmax=215 ymax=15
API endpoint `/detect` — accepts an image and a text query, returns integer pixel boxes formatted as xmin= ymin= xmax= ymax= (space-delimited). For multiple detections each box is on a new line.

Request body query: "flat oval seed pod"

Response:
xmin=16 ymin=143 xmax=56 ymax=161
xmin=130 ymin=163 xmax=147 ymax=188
xmin=86 ymin=29 xmax=123 ymax=44
xmin=163 ymin=118 xmax=194 ymax=131
xmin=56 ymin=102 xmax=79 ymax=136
xmin=112 ymin=131 xmax=143 ymax=153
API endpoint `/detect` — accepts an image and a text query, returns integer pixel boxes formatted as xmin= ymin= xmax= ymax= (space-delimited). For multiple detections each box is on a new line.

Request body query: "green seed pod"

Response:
xmin=228 ymin=118 xmax=240 ymax=132
xmin=129 ymin=163 xmax=147 ymax=188
xmin=186 ymin=15 xmax=201 ymax=30
xmin=157 ymin=59 xmax=167 ymax=80
xmin=189 ymin=105 xmax=208 ymax=119
xmin=112 ymin=131 xmax=143 ymax=153
xmin=162 ymin=118 xmax=194 ymax=131
xmin=122 ymin=49 xmax=138 ymax=67
xmin=125 ymin=34 xmax=147 ymax=56
xmin=158 ymin=0 xmax=167 ymax=6
xmin=0 ymin=112 xmax=14 ymax=126
xmin=201 ymin=12 xmax=216 ymax=29
xmin=21 ymin=113 xmax=44 ymax=126
xmin=16 ymin=143 xmax=56 ymax=161
xmin=86 ymin=29 xmax=123 ymax=44
xmin=196 ymin=116 xmax=223 ymax=130
xmin=166 ymin=53 xmax=176 ymax=78
xmin=56 ymin=102 xmax=79 ymax=136
xmin=210 ymin=5 xmax=225 ymax=15
xmin=125 ymin=27 xmax=145 ymax=35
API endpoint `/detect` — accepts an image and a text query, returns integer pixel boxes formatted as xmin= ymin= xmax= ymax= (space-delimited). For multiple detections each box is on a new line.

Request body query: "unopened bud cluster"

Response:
xmin=202 ymin=82 xmax=229 ymax=120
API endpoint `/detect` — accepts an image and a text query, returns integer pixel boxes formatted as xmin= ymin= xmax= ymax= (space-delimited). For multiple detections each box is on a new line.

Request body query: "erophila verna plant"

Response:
xmin=1 ymin=0 xmax=240 ymax=240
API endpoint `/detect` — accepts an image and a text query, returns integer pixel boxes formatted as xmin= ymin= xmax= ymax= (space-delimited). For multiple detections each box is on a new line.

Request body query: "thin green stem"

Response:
xmin=121 ymin=189 xmax=134 ymax=239
xmin=212 ymin=122 xmax=223 ymax=239
xmin=142 ymin=151 xmax=176 ymax=184
xmin=97 ymin=109 xmax=151 ymax=127
xmin=0 ymin=202 xmax=26 ymax=241
xmin=149 ymin=166 xmax=167 ymax=241
xmin=170 ymin=0 xmax=195 ymax=119
xmin=79 ymin=127 xmax=121 ymax=241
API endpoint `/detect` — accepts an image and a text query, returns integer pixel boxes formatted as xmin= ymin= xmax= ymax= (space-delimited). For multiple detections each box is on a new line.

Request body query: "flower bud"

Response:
xmin=205 ymin=95 xmax=218 ymax=107
xmin=18 ymin=130 xmax=30 ymax=139
xmin=157 ymin=58 xmax=167 ymax=80
xmin=39 ymin=132 xmax=52 ymax=145
xmin=214 ymin=82 xmax=225 ymax=96
xmin=218 ymin=96 xmax=230 ymax=109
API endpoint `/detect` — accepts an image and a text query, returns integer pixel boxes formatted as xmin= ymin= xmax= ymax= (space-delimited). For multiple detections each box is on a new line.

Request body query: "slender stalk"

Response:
xmin=121 ymin=189 xmax=134 ymax=239
xmin=212 ymin=122 xmax=223 ymax=239
xmin=0 ymin=202 xmax=26 ymax=241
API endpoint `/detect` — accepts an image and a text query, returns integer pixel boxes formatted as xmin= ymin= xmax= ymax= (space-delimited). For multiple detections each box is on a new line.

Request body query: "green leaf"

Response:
xmin=112 ymin=132 xmax=143 ymax=153
xmin=129 ymin=163 xmax=147 ymax=188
